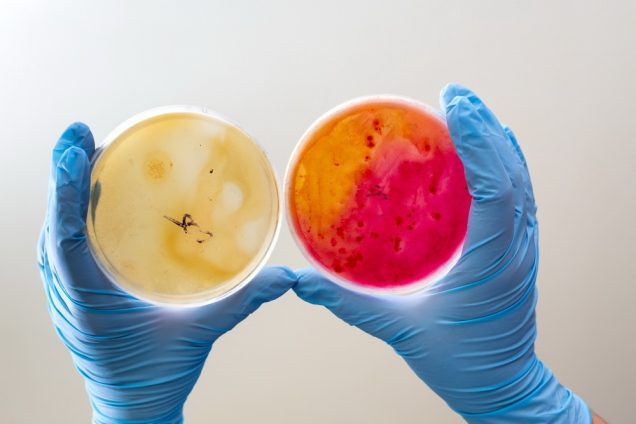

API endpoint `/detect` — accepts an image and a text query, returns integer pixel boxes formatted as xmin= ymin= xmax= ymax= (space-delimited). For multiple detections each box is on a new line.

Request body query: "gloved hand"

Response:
xmin=37 ymin=123 xmax=296 ymax=424
xmin=294 ymin=84 xmax=591 ymax=423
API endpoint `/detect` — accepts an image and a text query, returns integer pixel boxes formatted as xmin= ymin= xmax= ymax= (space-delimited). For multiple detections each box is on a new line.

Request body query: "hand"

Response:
xmin=294 ymin=84 xmax=591 ymax=423
xmin=37 ymin=123 xmax=296 ymax=424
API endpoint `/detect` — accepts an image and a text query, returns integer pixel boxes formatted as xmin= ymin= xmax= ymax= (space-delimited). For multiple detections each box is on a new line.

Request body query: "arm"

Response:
xmin=294 ymin=84 xmax=598 ymax=423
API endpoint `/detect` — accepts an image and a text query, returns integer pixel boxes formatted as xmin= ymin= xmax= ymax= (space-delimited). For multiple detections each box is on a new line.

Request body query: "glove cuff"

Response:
xmin=460 ymin=360 xmax=591 ymax=424
xmin=91 ymin=406 xmax=183 ymax=424
xmin=87 ymin=384 xmax=185 ymax=424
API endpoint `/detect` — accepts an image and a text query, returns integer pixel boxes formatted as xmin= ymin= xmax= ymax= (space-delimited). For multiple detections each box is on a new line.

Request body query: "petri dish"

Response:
xmin=285 ymin=96 xmax=471 ymax=295
xmin=87 ymin=106 xmax=281 ymax=306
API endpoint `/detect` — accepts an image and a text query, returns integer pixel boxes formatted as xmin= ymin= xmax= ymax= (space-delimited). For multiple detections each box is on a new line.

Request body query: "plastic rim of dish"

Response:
xmin=284 ymin=95 xmax=466 ymax=296
xmin=87 ymin=105 xmax=283 ymax=308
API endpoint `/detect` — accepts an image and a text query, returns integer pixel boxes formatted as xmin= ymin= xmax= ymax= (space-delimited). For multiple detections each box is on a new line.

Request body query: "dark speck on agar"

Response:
xmin=393 ymin=237 xmax=402 ymax=252
xmin=372 ymin=119 xmax=382 ymax=134
xmin=345 ymin=252 xmax=363 ymax=269
xmin=333 ymin=260 xmax=344 ymax=273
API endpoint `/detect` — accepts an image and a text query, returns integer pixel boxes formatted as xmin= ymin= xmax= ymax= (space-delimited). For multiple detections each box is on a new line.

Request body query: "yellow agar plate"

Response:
xmin=87 ymin=107 xmax=281 ymax=306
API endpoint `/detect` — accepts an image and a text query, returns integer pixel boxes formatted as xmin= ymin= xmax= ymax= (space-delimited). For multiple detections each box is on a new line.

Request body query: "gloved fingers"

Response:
xmin=443 ymin=85 xmax=531 ymax=267
xmin=41 ymin=123 xmax=95 ymax=274
xmin=47 ymin=147 xmax=119 ymax=297
xmin=443 ymin=84 xmax=525 ymax=208
xmin=503 ymin=126 xmax=537 ymax=222
xmin=50 ymin=147 xmax=91 ymax=250
xmin=440 ymin=92 xmax=516 ymax=257
xmin=50 ymin=122 xmax=95 ymax=181
xmin=440 ymin=88 xmax=513 ymax=205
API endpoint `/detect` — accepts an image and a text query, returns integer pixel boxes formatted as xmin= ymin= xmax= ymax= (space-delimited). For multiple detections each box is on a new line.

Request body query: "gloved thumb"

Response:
xmin=294 ymin=268 xmax=430 ymax=349
xmin=294 ymin=267 xmax=388 ymax=330
xmin=227 ymin=266 xmax=297 ymax=316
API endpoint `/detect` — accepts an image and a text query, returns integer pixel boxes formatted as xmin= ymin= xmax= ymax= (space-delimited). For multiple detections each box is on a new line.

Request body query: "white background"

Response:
xmin=1 ymin=1 xmax=634 ymax=422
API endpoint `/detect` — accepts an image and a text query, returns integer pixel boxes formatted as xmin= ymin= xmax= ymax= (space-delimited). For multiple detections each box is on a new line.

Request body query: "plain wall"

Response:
xmin=1 ymin=1 xmax=634 ymax=422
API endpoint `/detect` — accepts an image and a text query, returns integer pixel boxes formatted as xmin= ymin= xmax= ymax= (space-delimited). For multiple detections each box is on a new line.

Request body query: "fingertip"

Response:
xmin=292 ymin=268 xmax=345 ymax=308
xmin=57 ymin=146 xmax=90 ymax=186
xmin=260 ymin=265 xmax=298 ymax=287
xmin=440 ymin=83 xmax=476 ymax=111
xmin=64 ymin=122 xmax=91 ymax=139
xmin=295 ymin=266 xmax=320 ymax=282
xmin=445 ymin=96 xmax=483 ymax=144
xmin=241 ymin=266 xmax=297 ymax=306
xmin=53 ymin=122 xmax=95 ymax=170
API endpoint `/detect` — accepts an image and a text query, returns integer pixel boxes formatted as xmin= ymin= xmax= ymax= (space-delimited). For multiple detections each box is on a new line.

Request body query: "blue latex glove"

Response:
xmin=294 ymin=84 xmax=591 ymax=423
xmin=37 ymin=123 xmax=296 ymax=424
